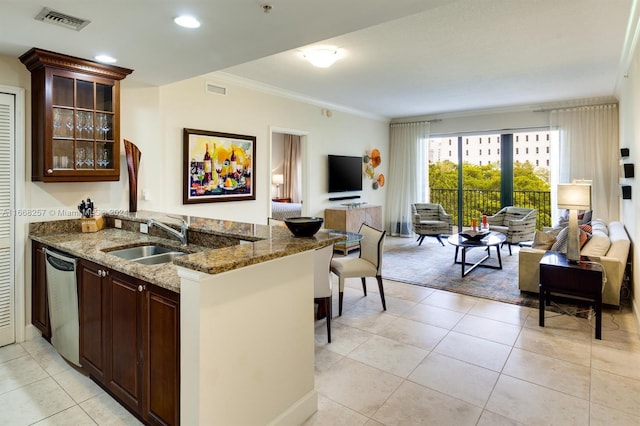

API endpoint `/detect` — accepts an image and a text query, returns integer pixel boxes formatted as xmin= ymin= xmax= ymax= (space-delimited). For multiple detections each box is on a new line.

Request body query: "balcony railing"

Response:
xmin=430 ymin=188 xmax=551 ymax=229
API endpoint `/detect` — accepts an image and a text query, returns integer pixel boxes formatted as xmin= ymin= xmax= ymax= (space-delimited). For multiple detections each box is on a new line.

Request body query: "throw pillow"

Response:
xmin=550 ymin=227 xmax=589 ymax=253
xmin=581 ymin=232 xmax=611 ymax=257
xmin=579 ymin=224 xmax=593 ymax=234
xmin=550 ymin=227 xmax=568 ymax=252
xmin=532 ymin=230 xmax=558 ymax=250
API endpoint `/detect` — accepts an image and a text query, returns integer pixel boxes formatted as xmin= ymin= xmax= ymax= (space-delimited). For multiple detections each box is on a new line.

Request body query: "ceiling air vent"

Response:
xmin=35 ymin=7 xmax=91 ymax=31
xmin=206 ymin=83 xmax=227 ymax=96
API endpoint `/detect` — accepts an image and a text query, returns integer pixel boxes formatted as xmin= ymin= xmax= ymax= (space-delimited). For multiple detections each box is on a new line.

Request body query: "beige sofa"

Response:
xmin=518 ymin=220 xmax=630 ymax=306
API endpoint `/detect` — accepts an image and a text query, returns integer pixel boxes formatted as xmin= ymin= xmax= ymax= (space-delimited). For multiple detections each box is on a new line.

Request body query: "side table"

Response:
xmin=539 ymin=251 xmax=604 ymax=339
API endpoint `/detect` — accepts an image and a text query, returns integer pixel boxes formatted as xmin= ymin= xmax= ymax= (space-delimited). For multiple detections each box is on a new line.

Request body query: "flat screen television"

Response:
xmin=328 ymin=155 xmax=363 ymax=193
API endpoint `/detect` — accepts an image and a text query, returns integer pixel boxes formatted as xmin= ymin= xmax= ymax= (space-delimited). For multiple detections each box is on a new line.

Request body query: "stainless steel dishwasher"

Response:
xmin=44 ymin=248 xmax=80 ymax=366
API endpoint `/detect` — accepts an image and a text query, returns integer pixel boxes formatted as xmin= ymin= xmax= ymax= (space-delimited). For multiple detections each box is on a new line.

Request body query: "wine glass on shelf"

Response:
xmin=53 ymin=109 xmax=62 ymax=137
xmin=84 ymin=112 xmax=94 ymax=140
xmin=97 ymin=114 xmax=106 ymax=140
xmin=77 ymin=147 xmax=85 ymax=167
xmin=101 ymin=115 xmax=111 ymax=140
xmin=64 ymin=112 xmax=74 ymax=138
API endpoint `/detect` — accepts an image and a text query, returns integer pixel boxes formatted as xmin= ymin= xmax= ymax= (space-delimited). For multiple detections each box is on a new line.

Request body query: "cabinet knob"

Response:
xmin=47 ymin=169 xmax=53 ymax=174
xmin=137 ymin=285 xmax=146 ymax=292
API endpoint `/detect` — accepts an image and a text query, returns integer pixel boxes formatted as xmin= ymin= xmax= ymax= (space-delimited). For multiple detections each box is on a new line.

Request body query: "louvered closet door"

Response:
xmin=0 ymin=93 xmax=15 ymax=346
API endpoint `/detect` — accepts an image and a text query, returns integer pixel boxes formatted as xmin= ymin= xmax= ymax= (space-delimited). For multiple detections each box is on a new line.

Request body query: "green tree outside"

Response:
xmin=429 ymin=161 xmax=551 ymax=228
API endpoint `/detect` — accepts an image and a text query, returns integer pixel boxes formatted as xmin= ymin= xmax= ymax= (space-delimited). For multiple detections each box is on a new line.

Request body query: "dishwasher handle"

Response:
xmin=44 ymin=248 xmax=77 ymax=272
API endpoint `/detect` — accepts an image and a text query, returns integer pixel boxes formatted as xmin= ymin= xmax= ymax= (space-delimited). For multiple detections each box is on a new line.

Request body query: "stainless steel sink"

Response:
xmin=105 ymin=244 xmax=186 ymax=264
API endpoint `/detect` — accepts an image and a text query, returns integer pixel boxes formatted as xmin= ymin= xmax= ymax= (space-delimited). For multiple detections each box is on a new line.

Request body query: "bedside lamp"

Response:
xmin=557 ymin=181 xmax=592 ymax=263
xmin=272 ymin=174 xmax=284 ymax=198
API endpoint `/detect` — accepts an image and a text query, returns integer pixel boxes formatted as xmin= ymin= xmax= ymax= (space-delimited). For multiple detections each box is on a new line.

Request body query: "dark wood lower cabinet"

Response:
xmin=31 ymin=242 xmax=51 ymax=340
xmin=145 ymin=285 xmax=180 ymax=426
xmin=77 ymin=259 xmax=180 ymax=425
xmin=78 ymin=260 xmax=108 ymax=383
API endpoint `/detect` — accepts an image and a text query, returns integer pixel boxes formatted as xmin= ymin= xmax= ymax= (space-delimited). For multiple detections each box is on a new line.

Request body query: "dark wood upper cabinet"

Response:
xmin=20 ymin=48 xmax=133 ymax=182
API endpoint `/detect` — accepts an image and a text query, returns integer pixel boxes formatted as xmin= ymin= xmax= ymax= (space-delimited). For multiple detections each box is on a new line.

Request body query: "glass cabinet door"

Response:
xmin=50 ymin=74 xmax=115 ymax=172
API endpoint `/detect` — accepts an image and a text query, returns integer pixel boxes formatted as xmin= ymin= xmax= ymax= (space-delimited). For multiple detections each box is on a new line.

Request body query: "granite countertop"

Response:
xmin=30 ymin=211 xmax=345 ymax=293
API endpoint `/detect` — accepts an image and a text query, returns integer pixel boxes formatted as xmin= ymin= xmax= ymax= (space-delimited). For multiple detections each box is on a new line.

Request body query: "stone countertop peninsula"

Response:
xmin=30 ymin=210 xmax=345 ymax=293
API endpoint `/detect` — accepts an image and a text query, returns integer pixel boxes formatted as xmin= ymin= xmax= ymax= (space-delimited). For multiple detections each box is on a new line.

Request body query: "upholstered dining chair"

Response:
xmin=330 ymin=223 xmax=386 ymax=316
xmin=314 ymin=244 xmax=334 ymax=343
xmin=411 ymin=203 xmax=453 ymax=246
xmin=487 ymin=206 xmax=537 ymax=255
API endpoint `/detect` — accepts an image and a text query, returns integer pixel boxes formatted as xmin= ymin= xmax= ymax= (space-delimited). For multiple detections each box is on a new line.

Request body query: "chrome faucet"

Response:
xmin=147 ymin=217 xmax=188 ymax=246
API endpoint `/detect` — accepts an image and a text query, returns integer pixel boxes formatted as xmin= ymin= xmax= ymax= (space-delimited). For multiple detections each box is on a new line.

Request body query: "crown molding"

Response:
xmin=206 ymin=72 xmax=390 ymax=123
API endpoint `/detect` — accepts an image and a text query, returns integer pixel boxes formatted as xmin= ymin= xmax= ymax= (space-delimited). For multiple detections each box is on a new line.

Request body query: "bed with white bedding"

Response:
xmin=271 ymin=201 xmax=302 ymax=221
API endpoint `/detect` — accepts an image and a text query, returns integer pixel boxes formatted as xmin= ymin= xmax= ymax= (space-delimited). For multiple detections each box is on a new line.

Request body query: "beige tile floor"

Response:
xmin=1 ymin=277 xmax=639 ymax=425
xmin=307 ymin=276 xmax=640 ymax=426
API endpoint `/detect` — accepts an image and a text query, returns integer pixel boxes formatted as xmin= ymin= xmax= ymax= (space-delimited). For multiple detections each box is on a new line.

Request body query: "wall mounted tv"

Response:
xmin=328 ymin=155 xmax=363 ymax=193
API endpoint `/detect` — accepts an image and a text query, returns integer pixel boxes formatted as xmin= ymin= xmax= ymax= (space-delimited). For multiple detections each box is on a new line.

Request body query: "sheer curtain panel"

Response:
xmin=551 ymin=104 xmax=619 ymax=222
xmin=283 ymin=134 xmax=302 ymax=203
xmin=386 ymin=122 xmax=430 ymax=236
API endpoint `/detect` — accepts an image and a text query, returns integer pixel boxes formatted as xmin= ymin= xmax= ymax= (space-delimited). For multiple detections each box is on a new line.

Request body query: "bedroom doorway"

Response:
xmin=269 ymin=127 xmax=308 ymax=222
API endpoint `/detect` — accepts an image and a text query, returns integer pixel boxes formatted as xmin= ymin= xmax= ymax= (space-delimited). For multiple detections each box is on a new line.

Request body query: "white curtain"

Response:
xmin=283 ymin=134 xmax=302 ymax=203
xmin=386 ymin=122 xmax=430 ymax=236
xmin=550 ymin=104 xmax=619 ymax=222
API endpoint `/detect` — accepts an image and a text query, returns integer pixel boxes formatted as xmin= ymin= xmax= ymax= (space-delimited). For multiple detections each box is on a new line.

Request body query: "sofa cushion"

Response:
xmin=591 ymin=220 xmax=608 ymax=235
xmin=580 ymin=231 xmax=611 ymax=257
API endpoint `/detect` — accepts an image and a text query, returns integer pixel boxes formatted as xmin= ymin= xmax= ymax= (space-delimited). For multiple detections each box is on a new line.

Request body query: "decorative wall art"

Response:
xmin=183 ymin=128 xmax=256 ymax=204
xmin=363 ymin=148 xmax=385 ymax=189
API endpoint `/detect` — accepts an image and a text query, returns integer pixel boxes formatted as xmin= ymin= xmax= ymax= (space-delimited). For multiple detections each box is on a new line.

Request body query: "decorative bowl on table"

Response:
xmin=284 ymin=217 xmax=324 ymax=237
xmin=459 ymin=230 xmax=490 ymax=241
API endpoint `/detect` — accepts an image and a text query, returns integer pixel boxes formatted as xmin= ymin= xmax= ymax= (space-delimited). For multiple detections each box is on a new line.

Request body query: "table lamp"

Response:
xmin=272 ymin=174 xmax=284 ymax=198
xmin=557 ymin=181 xmax=592 ymax=263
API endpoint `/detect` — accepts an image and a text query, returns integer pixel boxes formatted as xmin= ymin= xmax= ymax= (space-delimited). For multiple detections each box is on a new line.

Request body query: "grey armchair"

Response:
xmin=487 ymin=206 xmax=537 ymax=255
xmin=411 ymin=203 xmax=453 ymax=246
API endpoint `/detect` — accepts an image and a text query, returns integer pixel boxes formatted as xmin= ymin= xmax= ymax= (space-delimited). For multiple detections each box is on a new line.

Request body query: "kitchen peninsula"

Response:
xmin=30 ymin=211 xmax=344 ymax=425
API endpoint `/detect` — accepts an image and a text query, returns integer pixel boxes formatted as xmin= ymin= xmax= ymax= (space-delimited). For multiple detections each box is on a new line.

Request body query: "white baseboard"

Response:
xmin=268 ymin=390 xmax=318 ymax=426
xmin=23 ymin=324 xmax=42 ymax=342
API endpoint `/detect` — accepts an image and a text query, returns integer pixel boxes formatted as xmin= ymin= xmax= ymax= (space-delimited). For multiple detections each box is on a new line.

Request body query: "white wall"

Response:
xmin=271 ymin=132 xmax=284 ymax=198
xmin=617 ymin=44 xmax=640 ymax=322
xmin=154 ymin=75 xmax=388 ymax=222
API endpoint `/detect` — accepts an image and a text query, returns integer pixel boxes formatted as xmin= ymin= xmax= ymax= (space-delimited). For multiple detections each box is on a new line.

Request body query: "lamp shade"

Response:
xmin=557 ymin=183 xmax=591 ymax=210
xmin=272 ymin=174 xmax=284 ymax=185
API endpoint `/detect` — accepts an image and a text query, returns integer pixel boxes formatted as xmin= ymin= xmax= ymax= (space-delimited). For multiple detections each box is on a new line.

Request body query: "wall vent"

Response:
xmin=206 ymin=83 xmax=227 ymax=96
xmin=35 ymin=7 xmax=91 ymax=31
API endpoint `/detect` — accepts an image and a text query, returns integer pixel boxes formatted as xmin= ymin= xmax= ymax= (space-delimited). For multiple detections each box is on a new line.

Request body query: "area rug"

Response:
xmin=381 ymin=237 xmax=539 ymax=306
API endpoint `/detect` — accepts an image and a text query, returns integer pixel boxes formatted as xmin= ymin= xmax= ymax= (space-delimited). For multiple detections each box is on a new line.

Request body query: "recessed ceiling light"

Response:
xmin=95 ymin=54 xmax=117 ymax=63
xmin=174 ymin=15 xmax=200 ymax=28
xmin=301 ymin=46 xmax=344 ymax=68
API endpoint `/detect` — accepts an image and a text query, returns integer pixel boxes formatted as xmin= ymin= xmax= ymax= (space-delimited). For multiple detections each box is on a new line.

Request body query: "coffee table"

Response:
xmin=447 ymin=232 xmax=506 ymax=277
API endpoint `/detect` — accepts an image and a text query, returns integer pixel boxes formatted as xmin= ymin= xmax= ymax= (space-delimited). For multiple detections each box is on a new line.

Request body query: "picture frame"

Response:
xmin=183 ymin=128 xmax=256 ymax=204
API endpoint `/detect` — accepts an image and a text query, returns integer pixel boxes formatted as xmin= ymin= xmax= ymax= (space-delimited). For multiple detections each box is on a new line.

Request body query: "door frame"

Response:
xmin=268 ymin=126 xmax=309 ymax=217
xmin=0 ymin=85 xmax=26 ymax=344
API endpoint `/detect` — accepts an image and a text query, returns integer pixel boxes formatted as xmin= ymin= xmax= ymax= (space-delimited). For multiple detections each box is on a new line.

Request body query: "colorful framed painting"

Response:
xmin=183 ymin=128 xmax=256 ymax=204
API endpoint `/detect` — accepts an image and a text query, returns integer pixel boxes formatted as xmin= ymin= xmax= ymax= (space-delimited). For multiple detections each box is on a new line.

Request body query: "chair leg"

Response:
xmin=325 ymin=296 xmax=332 ymax=343
xmin=361 ymin=277 xmax=367 ymax=296
xmin=376 ymin=275 xmax=386 ymax=311
xmin=339 ymin=291 xmax=344 ymax=316
xmin=508 ymin=243 xmax=512 ymax=256
xmin=435 ymin=235 xmax=445 ymax=246
xmin=417 ymin=235 xmax=425 ymax=245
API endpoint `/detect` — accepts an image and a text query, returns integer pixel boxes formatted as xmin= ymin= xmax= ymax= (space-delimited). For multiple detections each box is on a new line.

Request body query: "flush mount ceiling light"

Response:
xmin=301 ymin=46 xmax=343 ymax=68
xmin=94 ymin=54 xmax=117 ymax=63
xmin=174 ymin=15 xmax=200 ymax=28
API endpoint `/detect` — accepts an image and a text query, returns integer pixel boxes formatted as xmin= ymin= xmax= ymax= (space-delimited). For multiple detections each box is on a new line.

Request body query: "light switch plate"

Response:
xmin=114 ymin=219 xmax=122 ymax=229
xmin=140 ymin=223 xmax=148 ymax=234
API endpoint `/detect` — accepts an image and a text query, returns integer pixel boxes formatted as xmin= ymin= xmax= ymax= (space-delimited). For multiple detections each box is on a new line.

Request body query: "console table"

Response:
xmin=539 ymin=251 xmax=604 ymax=339
xmin=324 ymin=205 xmax=382 ymax=254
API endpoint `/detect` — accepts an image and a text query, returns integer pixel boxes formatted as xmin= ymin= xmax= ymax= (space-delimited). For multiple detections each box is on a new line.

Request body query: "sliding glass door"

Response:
xmin=429 ymin=130 xmax=554 ymax=231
